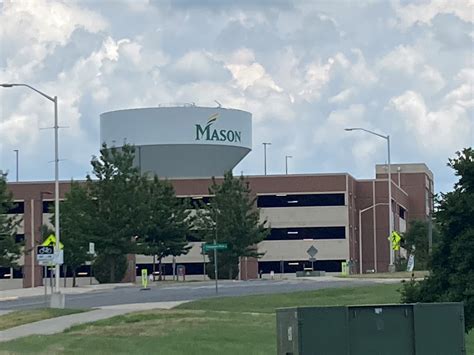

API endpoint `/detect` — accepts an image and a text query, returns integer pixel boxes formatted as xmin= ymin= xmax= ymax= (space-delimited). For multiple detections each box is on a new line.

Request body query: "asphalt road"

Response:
xmin=0 ymin=278 xmax=378 ymax=311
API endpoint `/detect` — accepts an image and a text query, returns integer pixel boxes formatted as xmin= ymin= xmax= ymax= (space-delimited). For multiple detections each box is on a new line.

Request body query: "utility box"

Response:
xmin=276 ymin=303 xmax=465 ymax=355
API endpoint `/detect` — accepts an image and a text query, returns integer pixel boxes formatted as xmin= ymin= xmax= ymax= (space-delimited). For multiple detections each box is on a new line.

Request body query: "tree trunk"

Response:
xmin=152 ymin=255 xmax=156 ymax=282
xmin=157 ymin=256 xmax=162 ymax=281
xmin=72 ymin=269 xmax=77 ymax=287
xmin=110 ymin=259 xmax=115 ymax=283
xmin=63 ymin=265 xmax=67 ymax=288
xmin=228 ymin=264 xmax=233 ymax=280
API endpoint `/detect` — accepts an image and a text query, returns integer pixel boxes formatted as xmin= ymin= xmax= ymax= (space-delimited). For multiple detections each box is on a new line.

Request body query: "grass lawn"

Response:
xmin=178 ymin=283 xmax=402 ymax=313
xmin=0 ymin=308 xmax=86 ymax=331
xmin=0 ymin=284 xmax=472 ymax=354
xmin=338 ymin=271 xmax=429 ymax=279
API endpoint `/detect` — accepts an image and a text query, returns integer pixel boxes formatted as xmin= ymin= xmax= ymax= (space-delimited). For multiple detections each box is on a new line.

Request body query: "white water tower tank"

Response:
xmin=100 ymin=106 xmax=252 ymax=178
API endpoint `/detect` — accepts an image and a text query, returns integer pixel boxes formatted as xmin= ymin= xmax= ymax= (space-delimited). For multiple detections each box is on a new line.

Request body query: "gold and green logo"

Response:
xmin=195 ymin=113 xmax=242 ymax=143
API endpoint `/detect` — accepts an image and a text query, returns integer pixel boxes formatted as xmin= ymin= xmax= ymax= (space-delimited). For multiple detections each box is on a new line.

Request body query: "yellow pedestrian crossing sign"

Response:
xmin=41 ymin=234 xmax=64 ymax=249
xmin=141 ymin=269 xmax=148 ymax=288
xmin=389 ymin=231 xmax=402 ymax=251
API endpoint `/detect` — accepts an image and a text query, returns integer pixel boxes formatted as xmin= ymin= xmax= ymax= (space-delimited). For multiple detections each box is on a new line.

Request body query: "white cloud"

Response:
xmin=0 ymin=0 xmax=471 ymax=190
xmin=0 ymin=1 xmax=108 ymax=79
xmin=168 ymin=51 xmax=231 ymax=84
xmin=376 ymin=46 xmax=446 ymax=94
xmin=389 ymin=90 xmax=472 ymax=154
xmin=299 ymin=58 xmax=335 ymax=100
xmin=227 ymin=62 xmax=283 ymax=93
xmin=443 ymin=68 xmax=474 ymax=108
xmin=0 ymin=1 xmax=107 ymax=45
xmin=419 ymin=65 xmax=446 ymax=92
xmin=227 ymin=48 xmax=256 ymax=65
xmin=313 ymin=104 xmax=367 ymax=144
xmin=117 ymin=40 xmax=142 ymax=65
xmin=329 ymin=88 xmax=354 ymax=104
xmin=377 ymin=45 xmax=424 ymax=74
xmin=0 ymin=113 xmax=40 ymax=149
xmin=348 ymin=49 xmax=378 ymax=86
xmin=393 ymin=0 xmax=474 ymax=29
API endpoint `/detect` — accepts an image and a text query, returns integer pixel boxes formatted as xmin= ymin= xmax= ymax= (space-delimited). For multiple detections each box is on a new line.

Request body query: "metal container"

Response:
xmin=276 ymin=303 xmax=466 ymax=355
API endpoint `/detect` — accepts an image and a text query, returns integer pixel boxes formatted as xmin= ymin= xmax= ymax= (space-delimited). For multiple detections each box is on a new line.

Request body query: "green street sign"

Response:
xmin=203 ymin=243 xmax=228 ymax=252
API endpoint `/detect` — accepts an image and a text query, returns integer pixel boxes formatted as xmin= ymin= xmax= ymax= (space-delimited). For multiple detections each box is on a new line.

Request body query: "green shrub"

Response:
xmin=93 ymin=254 xmax=127 ymax=283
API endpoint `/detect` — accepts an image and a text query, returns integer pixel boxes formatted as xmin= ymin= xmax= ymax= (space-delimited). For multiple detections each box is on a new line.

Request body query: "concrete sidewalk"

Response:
xmin=0 ymin=283 xmax=134 ymax=302
xmin=0 ymin=301 xmax=188 ymax=342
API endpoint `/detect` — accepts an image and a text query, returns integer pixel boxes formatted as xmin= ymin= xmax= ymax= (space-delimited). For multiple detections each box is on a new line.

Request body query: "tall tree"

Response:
xmin=196 ymin=171 xmax=269 ymax=279
xmin=87 ymin=144 xmax=144 ymax=283
xmin=0 ymin=173 xmax=21 ymax=267
xmin=400 ymin=148 xmax=474 ymax=332
xmin=137 ymin=176 xmax=191 ymax=280
xmin=55 ymin=181 xmax=94 ymax=287
xmin=401 ymin=220 xmax=439 ymax=270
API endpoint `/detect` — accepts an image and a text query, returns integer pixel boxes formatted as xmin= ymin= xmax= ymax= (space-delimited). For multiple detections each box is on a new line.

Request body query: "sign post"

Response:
xmin=202 ymin=242 xmax=228 ymax=295
xmin=407 ymin=254 xmax=415 ymax=272
xmin=213 ymin=240 xmax=218 ymax=294
xmin=141 ymin=269 xmax=149 ymax=290
xmin=306 ymin=246 xmax=318 ymax=271
xmin=44 ymin=265 xmax=47 ymax=304
xmin=87 ymin=243 xmax=96 ymax=285
xmin=341 ymin=262 xmax=349 ymax=276
xmin=201 ymin=243 xmax=206 ymax=280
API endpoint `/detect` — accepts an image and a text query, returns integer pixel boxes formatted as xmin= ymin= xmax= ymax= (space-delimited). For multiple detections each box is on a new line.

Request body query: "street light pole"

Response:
xmin=262 ymin=142 xmax=271 ymax=175
xmin=40 ymin=191 xmax=52 ymax=302
xmin=13 ymin=150 xmax=19 ymax=182
xmin=386 ymin=135 xmax=394 ymax=270
xmin=9 ymin=149 xmax=18 ymax=280
xmin=53 ymin=96 xmax=60 ymax=292
xmin=285 ymin=155 xmax=292 ymax=175
xmin=359 ymin=203 xmax=388 ymax=274
xmin=345 ymin=127 xmax=394 ymax=272
xmin=214 ymin=209 xmax=218 ymax=295
xmin=1 ymin=83 xmax=62 ymax=292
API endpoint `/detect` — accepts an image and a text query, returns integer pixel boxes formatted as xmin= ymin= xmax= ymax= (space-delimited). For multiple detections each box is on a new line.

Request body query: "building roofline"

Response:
xmin=375 ymin=163 xmax=434 ymax=180
xmin=7 ymin=173 xmax=357 ymax=185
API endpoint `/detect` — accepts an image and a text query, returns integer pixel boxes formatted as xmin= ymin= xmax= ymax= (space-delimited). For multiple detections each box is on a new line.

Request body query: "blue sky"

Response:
xmin=1 ymin=0 xmax=473 ymax=192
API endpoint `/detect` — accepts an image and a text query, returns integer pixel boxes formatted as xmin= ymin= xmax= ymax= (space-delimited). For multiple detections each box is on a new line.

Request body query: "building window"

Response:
xmin=186 ymin=233 xmax=204 ymax=242
xmin=42 ymin=201 xmax=55 ymax=213
xmin=135 ymin=262 xmax=206 ymax=276
xmin=7 ymin=201 xmax=24 ymax=214
xmin=258 ymin=260 xmax=344 ymax=273
xmin=266 ymin=227 xmax=345 ymax=240
xmin=257 ymin=193 xmax=345 ymax=208
xmin=15 ymin=234 xmax=25 ymax=243
xmin=179 ymin=196 xmax=213 ymax=209
xmin=425 ymin=189 xmax=431 ymax=216
xmin=399 ymin=207 xmax=406 ymax=220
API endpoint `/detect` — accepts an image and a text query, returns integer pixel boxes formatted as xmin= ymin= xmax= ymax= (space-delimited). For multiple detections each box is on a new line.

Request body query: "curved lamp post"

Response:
xmin=1 ymin=83 xmax=62 ymax=291
xmin=345 ymin=127 xmax=394 ymax=272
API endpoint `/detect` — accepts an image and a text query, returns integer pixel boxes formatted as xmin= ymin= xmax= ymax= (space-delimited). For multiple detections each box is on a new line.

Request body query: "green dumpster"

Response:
xmin=276 ymin=303 xmax=466 ymax=355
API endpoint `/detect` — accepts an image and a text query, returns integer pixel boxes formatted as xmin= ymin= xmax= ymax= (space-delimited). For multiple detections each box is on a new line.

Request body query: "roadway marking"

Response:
xmin=159 ymin=280 xmax=297 ymax=291
xmin=0 ymin=297 xmax=19 ymax=302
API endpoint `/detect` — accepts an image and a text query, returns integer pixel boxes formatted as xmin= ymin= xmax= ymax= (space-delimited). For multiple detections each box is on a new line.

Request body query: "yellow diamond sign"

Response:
xmin=41 ymin=234 xmax=64 ymax=249
xmin=388 ymin=231 xmax=402 ymax=251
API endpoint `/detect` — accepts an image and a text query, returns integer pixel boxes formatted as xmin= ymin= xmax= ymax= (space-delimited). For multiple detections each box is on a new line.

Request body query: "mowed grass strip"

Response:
xmin=0 ymin=284 xmax=472 ymax=355
xmin=338 ymin=271 xmax=429 ymax=279
xmin=0 ymin=308 xmax=86 ymax=331
xmin=0 ymin=309 xmax=274 ymax=355
xmin=178 ymin=283 xmax=402 ymax=313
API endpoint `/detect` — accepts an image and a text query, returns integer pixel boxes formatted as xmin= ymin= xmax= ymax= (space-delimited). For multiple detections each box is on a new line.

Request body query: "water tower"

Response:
xmin=100 ymin=106 xmax=252 ymax=178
